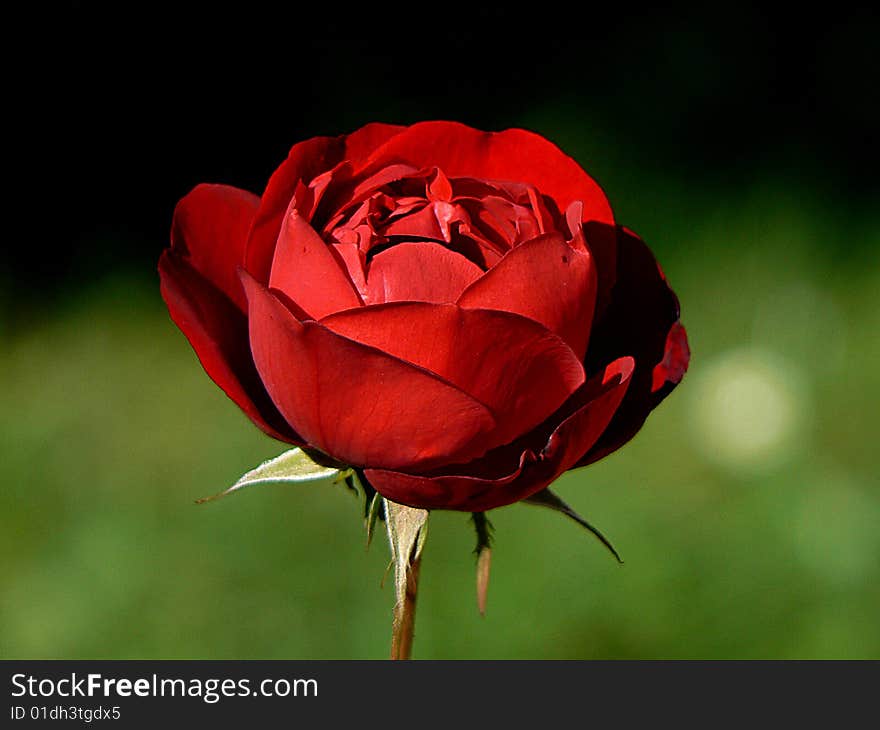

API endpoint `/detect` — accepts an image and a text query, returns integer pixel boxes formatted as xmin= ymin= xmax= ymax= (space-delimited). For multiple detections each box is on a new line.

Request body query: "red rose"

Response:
xmin=159 ymin=121 xmax=689 ymax=511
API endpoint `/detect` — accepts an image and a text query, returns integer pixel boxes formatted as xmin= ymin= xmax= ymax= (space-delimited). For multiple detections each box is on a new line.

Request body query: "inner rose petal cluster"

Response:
xmin=159 ymin=121 xmax=689 ymax=511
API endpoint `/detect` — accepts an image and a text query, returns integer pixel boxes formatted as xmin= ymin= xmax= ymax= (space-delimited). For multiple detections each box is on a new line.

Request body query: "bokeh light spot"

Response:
xmin=689 ymin=347 xmax=811 ymax=473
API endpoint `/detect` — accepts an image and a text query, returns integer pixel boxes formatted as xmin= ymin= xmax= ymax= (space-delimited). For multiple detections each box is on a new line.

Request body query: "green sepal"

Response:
xmin=195 ymin=447 xmax=351 ymax=504
xmin=365 ymin=491 xmax=383 ymax=549
xmin=522 ymin=488 xmax=623 ymax=563
xmin=472 ymin=512 xmax=494 ymax=615
xmin=353 ymin=469 xmax=379 ymax=518
xmin=384 ymin=498 xmax=429 ymax=625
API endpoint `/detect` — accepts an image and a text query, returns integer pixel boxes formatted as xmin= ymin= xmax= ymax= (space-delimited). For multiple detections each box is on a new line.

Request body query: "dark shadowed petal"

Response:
xmin=268 ymin=207 xmax=363 ymax=318
xmin=365 ymin=243 xmax=483 ymax=304
xmin=170 ymin=184 xmax=260 ymax=312
xmin=359 ymin=121 xmax=614 ymax=225
xmin=381 ymin=202 xmax=466 ymax=242
xmin=364 ymin=357 xmax=634 ymax=511
xmin=320 ymin=302 xmax=585 ymax=451
xmin=577 ymin=226 xmax=689 ymax=467
xmin=332 ymin=163 xmax=422 ymax=216
xmin=158 ymin=251 xmax=301 ymax=443
xmin=583 ymin=220 xmax=619 ymax=320
xmin=241 ymin=272 xmax=499 ymax=472
xmin=246 ymin=123 xmax=406 ymax=283
xmin=458 ymin=233 xmax=598 ymax=360
xmin=652 ymin=321 xmax=690 ymax=392
xmin=455 ymin=195 xmax=541 ymax=248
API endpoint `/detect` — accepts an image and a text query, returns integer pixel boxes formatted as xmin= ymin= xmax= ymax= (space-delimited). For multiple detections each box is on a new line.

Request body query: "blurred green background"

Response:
xmin=2 ymin=7 xmax=878 ymax=658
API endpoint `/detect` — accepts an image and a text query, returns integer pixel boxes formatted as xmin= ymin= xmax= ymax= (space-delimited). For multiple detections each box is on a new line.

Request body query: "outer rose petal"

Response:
xmin=457 ymin=232 xmax=597 ymax=360
xmin=365 ymin=357 xmax=634 ymax=511
xmin=652 ymin=321 xmax=690 ymax=392
xmin=577 ymin=225 xmax=689 ymax=467
xmin=170 ymin=183 xmax=260 ymax=311
xmin=246 ymin=135 xmax=342 ymax=283
xmin=359 ymin=121 xmax=614 ymax=226
xmin=365 ymin=243 xmax=483 ymax=304
xmin=241 ymin=272 xmax=500 ymax=472
xmin=583 ymin=220 xmax=619 ymax=320
xmin=321 ymin=302 xmax=585 ymax=450
xmin=246 ymin=123 xmax=406 ymax=282
xmin=158 ymin=251 xmax=301 ymax=443
xmin=339 ymin=122 xmax=408 ymax=165
xmin=269 ymin=207 xmax=363 ymax=318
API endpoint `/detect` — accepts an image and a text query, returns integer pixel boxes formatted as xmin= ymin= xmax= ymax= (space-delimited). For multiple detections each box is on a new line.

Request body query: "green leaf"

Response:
xmin=196 ymin=447 xmax=351 ymax=504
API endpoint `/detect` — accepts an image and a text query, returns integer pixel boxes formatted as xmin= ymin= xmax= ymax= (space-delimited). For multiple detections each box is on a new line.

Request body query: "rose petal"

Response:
xmin=329 ymin=243 xmax=368 ymax=300
xmin=458 ymin=232 xmax=598 ymax=360
xmin=268 ymin=206 xmax=363 ymax=318
xmin=456 ymin=195 xmax=541 ymax=248
xmin=246 ymin=136 xmax=342 ymax=283
xmin=365 ymin=243 xmax=483 ymax=304
xmin=583 ymin=220 xmax=619 ymax=319
xmin=427 ymin=168 xmax=453 ymax=201
xmin=246 ymin=123 xmax=406 ymax=283
xmin=170 ymin=184 xmax=259 ymax=312
xmin=359 ymin=121 xmax=614 ymax=226
xmin=158 ymin=251 xmax=301 ymax=443
xmin=381 ymin=201 xmax=468 ymax=242
xmin=577 ymin=226 xmax=689 ymax=467
xmin=321 ymin=302 xmax=585 ymax=450
xmin=652 ymin=321 xmax=690 ymax=393
xmin=241 ymin=272 xmax=499 ymax=472
xmin=342 ymin=163 xmax=422 ymax=212
xmin=300 ymin=160 xmax=350 ymax=220
xmin=364 ymin=356 xmax=634 ymax=511
xmin=340 ymin=122 xmax=408 ymax=164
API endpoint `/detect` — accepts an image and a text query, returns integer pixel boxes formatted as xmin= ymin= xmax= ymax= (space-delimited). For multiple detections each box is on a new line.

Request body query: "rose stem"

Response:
xmin=390 ymin=555 xmax=421 ymax=660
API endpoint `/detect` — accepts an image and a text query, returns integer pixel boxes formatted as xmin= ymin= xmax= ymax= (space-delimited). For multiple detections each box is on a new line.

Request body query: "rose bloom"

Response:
xmin=159 ymin=121 xmax=689 ymax=511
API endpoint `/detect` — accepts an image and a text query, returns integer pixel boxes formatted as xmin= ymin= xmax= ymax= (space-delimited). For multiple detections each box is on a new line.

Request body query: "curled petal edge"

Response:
xmin=364 ymin=356 xmax=634 ymax=512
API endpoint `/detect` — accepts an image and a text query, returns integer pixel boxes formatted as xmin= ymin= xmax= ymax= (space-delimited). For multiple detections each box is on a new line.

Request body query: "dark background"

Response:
xmin=6 ymin=5 xmax=877 ymax=304
xmin=2 ymin=5 xmax=878 ymax=659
